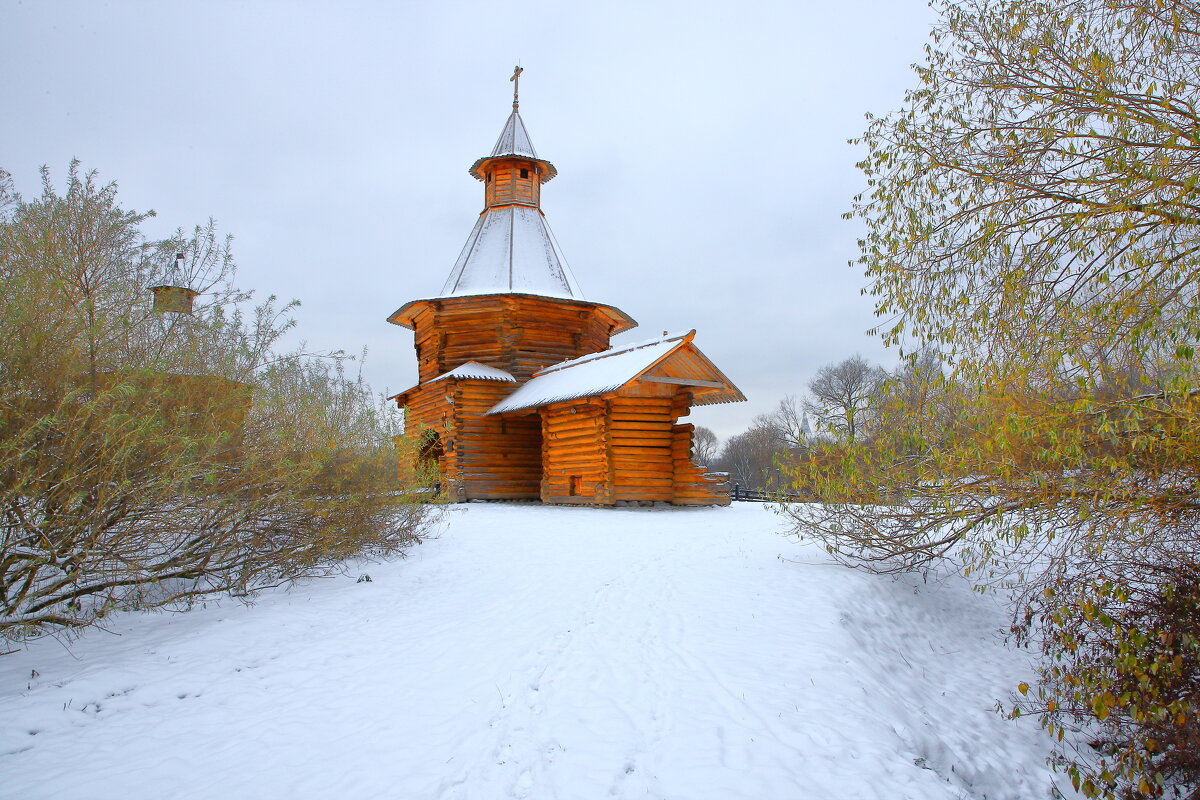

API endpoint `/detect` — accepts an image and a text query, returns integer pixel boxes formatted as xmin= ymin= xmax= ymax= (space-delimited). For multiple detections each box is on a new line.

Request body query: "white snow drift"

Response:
xmin=0 ymin=503 xmax=1066 ymax=799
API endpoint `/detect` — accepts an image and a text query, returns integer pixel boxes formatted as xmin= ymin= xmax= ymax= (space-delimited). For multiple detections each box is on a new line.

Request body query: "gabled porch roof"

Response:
xmin=487 ymin=330 xmax=745 ymax=415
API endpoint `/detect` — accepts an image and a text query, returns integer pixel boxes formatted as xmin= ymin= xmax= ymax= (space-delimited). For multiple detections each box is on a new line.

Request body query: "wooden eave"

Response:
xmin=630 ymin=341 xmax=746 ymax=406
xmin=387 ymin=370 xmax=515 ymax=407
xmin=468 ymin=154 xmax=558 ymax=183
xmin=387 ymin=384 xmax=419 ymax=406
xmin=592 ymin=302 xmax=638 ymax=336
xmin=386 ymin=293 xmax=637 ymax=334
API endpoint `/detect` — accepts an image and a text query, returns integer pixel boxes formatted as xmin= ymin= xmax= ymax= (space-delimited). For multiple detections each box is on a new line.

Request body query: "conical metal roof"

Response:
xmin=438 ymin=205 xmax=583 ymax=300
xmin=438 ymin=106 xmax=577 ymax=300
xmin=469 ymin=111 xmax=557 ymax=183
xmin=489 ymin=111 xmax=538 ymax=159
xmin=388 ymin=76 xmax=636 ymax=333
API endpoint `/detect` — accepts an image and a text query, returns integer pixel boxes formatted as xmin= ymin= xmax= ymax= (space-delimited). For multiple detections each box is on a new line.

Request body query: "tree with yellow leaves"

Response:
xmin=780 ymin=1 xmax=1200 ymax=796
xmin=0 ymin=164 xmax=434 ymax=639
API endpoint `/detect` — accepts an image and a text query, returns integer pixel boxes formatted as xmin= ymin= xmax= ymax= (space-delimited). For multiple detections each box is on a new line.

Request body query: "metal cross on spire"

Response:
xmin=510 ymin=65 xmax=523 ymax=112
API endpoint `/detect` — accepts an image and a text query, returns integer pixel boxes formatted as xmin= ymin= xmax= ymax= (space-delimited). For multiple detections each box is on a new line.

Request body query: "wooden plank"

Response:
xmin=462 ymin=466 xmax=542 ymax=478
xmin=640 ymin=375 xmax=725 ymax=389
xmin=611 ymin=416 xmax=672 ymax=426
xmin=610 ymin=402 xmax=674 ymax=412
xmin=611 ymin=453 xmax=672 ymax=463
xmin=545 ymin=460 xmax=605 ymax=472
xmin=545 ymin=459 xmax=606 ymax=472
xmin=547 ymin=455 xmax=604 ymax=470
xmin=611 ymin=399 xmax=673 ymax=408
xmin=611 ymin=444 xmax=672 ymax=455
xmin=610 ymin=434 xmax=673 ymax=444
xmin=614 ymin=492 xmax=674 ymax=501
xmin=610 ymin=434 xmax=672 ymax=444
xmin=608 ymin=417 xmax=674 ymax=427
xmin=613 ymin=466 xmax=674 ymax=476
xmin=548 ymin=437 xmax=606 ymax=451
xmin=609 ymin=423 xmax=672 ymax=434
xmin=545 ymin=420 xmax=604 ymax=435
xmin=612 ymin=475 xmax=674 ymax=486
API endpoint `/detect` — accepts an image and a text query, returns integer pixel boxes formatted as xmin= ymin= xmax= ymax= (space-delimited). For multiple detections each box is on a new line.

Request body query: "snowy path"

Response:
xmin=0 ymin=504 xmax=1062 ymax=799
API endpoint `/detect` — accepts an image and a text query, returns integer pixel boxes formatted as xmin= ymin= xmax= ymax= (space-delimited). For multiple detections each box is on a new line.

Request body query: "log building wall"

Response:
xmin=535 ymin=390 xmax=731 ymax=506
xmin=397 ymin=378 xmax=542 ymax=501
xmin=408 ymin=295 xmax=616 ymax=384
xmin=540 ymin=399 xmax=612 ymax=505
xmin=609 ymin=395 xmax=676 ymax=503
xmin=483 ymin=158 xmax=542 ymax=208
xmin=396 ymin=337 xmax=733 ymax=506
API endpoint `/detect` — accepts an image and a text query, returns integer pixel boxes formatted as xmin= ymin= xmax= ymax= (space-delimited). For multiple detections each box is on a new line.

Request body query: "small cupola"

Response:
xmin=468 ymin=66 xmax=557 ymax=210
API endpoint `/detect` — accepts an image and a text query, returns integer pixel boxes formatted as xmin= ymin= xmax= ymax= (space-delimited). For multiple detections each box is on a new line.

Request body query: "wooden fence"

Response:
xmin=731 ymin=484 xmax=804 ymax=503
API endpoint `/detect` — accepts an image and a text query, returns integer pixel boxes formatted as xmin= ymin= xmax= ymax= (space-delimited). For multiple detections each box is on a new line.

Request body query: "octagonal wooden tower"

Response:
xmin=389 ymin=76 xmax=744 ymax=504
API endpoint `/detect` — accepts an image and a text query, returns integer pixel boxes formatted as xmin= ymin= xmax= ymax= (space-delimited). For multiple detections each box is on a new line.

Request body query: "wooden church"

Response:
xmin=389 ymin=71 xmax=744 ymax=506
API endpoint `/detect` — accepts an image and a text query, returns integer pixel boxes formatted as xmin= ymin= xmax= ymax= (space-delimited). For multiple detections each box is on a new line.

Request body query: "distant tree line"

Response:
xmin=0 ymin=163 xmax=434 ymax=641
xmin=699 ymin=352 xmax=902 ymax=494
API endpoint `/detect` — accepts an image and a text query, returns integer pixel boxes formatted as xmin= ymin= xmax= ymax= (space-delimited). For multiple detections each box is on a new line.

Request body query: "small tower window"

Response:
xmin=487 ymin=172 xmax=492 ymax=183
xmin=520 ymin=168 xmax=529 ymax=179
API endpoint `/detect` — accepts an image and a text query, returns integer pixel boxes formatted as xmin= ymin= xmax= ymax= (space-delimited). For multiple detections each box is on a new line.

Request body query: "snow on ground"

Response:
xmin=0 ymin=503 xmax=1066 ymax=799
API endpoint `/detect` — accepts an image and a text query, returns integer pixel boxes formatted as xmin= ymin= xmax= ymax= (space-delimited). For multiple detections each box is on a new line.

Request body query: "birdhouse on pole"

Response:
xmin=150 ymin=253 xmax=200 ymax=314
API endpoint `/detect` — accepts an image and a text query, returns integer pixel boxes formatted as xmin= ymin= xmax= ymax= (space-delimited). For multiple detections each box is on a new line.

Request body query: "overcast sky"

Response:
xmin=2 ymin=0 xmax=937 ymax=441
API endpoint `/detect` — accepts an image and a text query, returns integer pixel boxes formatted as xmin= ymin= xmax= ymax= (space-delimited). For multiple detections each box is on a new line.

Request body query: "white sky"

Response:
xmin=2 ymin=0 xmax=937 ymax=441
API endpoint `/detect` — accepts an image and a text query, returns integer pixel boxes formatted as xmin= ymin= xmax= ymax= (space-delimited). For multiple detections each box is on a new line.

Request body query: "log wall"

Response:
xmin=396 ymin=378 xmax=541 ymax=501
xmin=395 ymin=353 xmax=733 ymax=506
xmin=409 ymin=295 xmax=616 ymax=384
xmin=670 ymin=422 xmax=732 ymax=506
xmin=394 ymin=380 xmax=456 ymax=492
xmin=451 ymin=382 xmax=541 ymax=500
xmin=609 ymin=395 xmax=676 ymax=503
xmin=540 ymin=399 xmax=612 ymax=505
xmin=535 ymin=391 xmax=733 ymax=506
xmin=483 ymin=158 xmax=541 ymax=208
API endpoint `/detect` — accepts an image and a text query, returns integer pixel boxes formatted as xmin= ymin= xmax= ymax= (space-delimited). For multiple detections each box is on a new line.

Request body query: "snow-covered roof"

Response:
xmin=488 ymin=331 xmax=693 ymax=415
xmin=387 ymin=361 xmax=517 ymax=404
xmin=489 ymin=111 xmax=537 ymax=159
xmin=438 ymin=205 xmax=584 ymax=300
xmin=468 ymin=111 xmax=558 ymax=183
xmin=428 ymin=361 xmax=517 ymax=384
